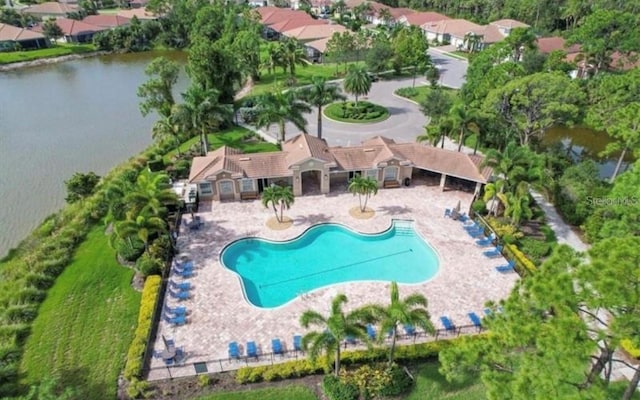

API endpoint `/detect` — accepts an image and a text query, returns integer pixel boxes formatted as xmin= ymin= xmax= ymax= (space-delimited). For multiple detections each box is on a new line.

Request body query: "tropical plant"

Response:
xmin=261 ymin=184 xmax=294 ymax=223
xmin=137 ymin=56 xmax=180 ymax=118
xmin=348 ymin=174 xmax=378 ymax=212
xmin=497 ymin=181 xmax=534 ymax=226
xmin=463 ymin=32 xmax=483 ymax=53
xmin=366 ymin=282 xmax=435 ymax=365
xmin=174 ymin=84 xmax=233 ymax=155
xmin=298 ymin=76 xmax=346 ymax=139
xmin=343 ymin=65 xmax=372 ymax=106
xmin=114 ymin=212 xmax=167 ymax=251
xmin=124 ymin=173 xmax=178 ymax=219
xmin=151 ymin=109 xmax=183 ymax=155
xmin=280 ymin=37 xmax=310 ymax=78
xmin=300 ymin=293 xmax=372 ymax=376
xmin=253 ymin=89 xmax=311 ymax=144
xmin=446 ymin=102 xmax=480 ymax=152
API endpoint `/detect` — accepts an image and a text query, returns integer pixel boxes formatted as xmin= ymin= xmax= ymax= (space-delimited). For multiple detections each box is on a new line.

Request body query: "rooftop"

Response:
xmin=0 ymin=22 xmax=46 ymax=41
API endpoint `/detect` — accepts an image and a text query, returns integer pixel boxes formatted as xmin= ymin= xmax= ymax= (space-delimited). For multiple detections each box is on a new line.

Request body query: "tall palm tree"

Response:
xmin=253 ymin=89 xmax=311 ymax=144
xmin=300 ymin=293 xmax=372 ymax=376
xmin=298 ymin=76 xmax=346 ymax=139
xmin=280 ymin=38 xmax=310 ymax=77
xmin=115 ymin=212 xmax=167 ymax=251
xmin=463 ymin=32 xmax=483 ymax=53
xmin=264 ymin=41 xmax=284 ymax=75
xmin=447 ymin=103 xmax=480 ymax=152
xmin=261 ymin=185 xmax=294 ymax=223
xmin=497 ymin=181 xmax=534 ymax=226
xmin=343 ymin=65 xmax=372 ymax=106
xmin=125 ymin=173 xmax=178 ymax=219
xmin=366 ymin=282 xmax=435 ymax=365
xmin=417 ymin=118 xmax=454 ymax=149
xmin=348 ymin=174 xmax=378 ymax=212
xmin=152 ymin=108 xmax=183 ymax=155
xmin=175 ymin=84 xmax=233 ymax=155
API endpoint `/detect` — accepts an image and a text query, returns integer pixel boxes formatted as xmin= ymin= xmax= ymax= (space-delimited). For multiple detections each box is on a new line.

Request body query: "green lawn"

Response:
xmin=0 ymin=44 xmax=97 ymax=65
xmin=20 ymin=227 xmax=141 ymax=399
xmin=395 ymin=85 xmax=459 ymax=105
xmin=405 ymin=362 xmax=486 ymax=399
xmin=196 ymin=386 xmax=317 ymax=400
xmin=324 ymin=101 xmax=390 ymax=124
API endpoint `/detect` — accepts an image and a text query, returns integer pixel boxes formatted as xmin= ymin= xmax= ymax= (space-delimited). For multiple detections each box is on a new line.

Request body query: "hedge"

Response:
xmin=123 ymin=275 xmax=162 ymax=380
xmin=235 ymin=337 xmax=465 ymax=384
xmin=503 ymin=244 xmax=537 ymax=275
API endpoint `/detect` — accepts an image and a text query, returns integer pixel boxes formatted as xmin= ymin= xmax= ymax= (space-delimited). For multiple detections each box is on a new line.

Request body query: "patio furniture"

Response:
xmin=165 ymin=305 xmax=187 ymax=316
xmin=475 ymin=233 xmax=496 ymax=247
xmin=169 ymin=280 xmax=191 ymax=291
xmin=467 ymin=228 xmax=485 ymax=238
xmin=246 ymin=341 xmax=258 ymax=360
xmin=483 ymin=246 xmax=503 ymax=258
xmin=163 ymin=314 xmax=186 ymax=326
xmin=271 ymin=338 xmax=283 ymax=355
xmin=173 ymin=268 xmax=194 ymax=278
xmin=366 ymin=324 xmax=377 ymax=341
xmin=495 ymin=260 xmax=516 ymax=273
xmin=444 ymin=208 xmax=452 ymax=218
xmin=228 ymin=341 xmax=240 ymax=360
xmin=404 ymin=324 xmax=416 ymax=336
xmin=168 ymin=288 xmax=190 ymax=301
xmin=468 ymin=312 xmax=482 ymax=330
xmin=440 ymin=316 xmax=455 ymax=332
xmin=463 ymin=222 xmax=480 ymax=231
xmin=293 ymin=335 xmax=302 ymax=352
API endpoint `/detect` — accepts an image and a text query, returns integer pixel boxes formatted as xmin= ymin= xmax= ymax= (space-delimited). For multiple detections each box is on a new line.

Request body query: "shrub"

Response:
xmin=517 ymin=237 xmax=551 ymax=262
xmin=3 ymin=305 xmax=38 ymax=324
xmin=396 ymin=87 xmax=418 ymax=98
xmin=197 ymin=374 xmax=211 ymax=387
xmin=124 ymin=275 xmax=162 ymax=380
xmin=323 ymin=375 xmax=358 ymax=400
xmin=471 ymin=199 xmax=487 ymax=215
xmin=126 ymin=377 xmax=153 ymax=399
xmin=484 ymin=217 xmax=523 ymax=243
xmin=379 ymin=364 xmax=414 ymax=396
xmin=115 ymin=237 xmax=145 ymax=262
xmin=340 ymin=364 xmax=392 ymax=399
xmin=621 ymin=339 xmax=640 ymax=359
xmin=135 ymin=253 xmax=164 ymax=277
xmin=147 ymin=158 xmax=165 ymax=173
xmin=504 ymin=244 xmax=537 ymax=275
xmin=147 ymin=235 xmax=173 ymax=264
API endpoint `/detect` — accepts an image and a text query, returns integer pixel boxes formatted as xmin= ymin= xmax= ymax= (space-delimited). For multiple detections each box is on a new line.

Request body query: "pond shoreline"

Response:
xmin=0 ymin=51 xmax=110 ymax=72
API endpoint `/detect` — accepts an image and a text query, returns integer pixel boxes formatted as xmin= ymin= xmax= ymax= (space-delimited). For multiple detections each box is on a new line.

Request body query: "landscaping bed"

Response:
xmin=324 ymin=101 xmax=389 ymax=123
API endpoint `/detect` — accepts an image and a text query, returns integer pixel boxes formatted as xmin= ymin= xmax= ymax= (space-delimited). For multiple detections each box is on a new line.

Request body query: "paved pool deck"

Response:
xmin=147 ymin=183 xmax=519 ymax=380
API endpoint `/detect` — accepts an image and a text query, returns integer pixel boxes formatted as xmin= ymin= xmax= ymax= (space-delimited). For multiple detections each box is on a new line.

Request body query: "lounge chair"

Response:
xmin=163 ymin=314 xmax=186 ymax=326
xmin=174 ymin=269 xmax=194 ymax=278
xmin=483 ymin=246 xmax=503 ymax=258
xmin=404 ymin=324 xmax=416 ymax=336
xmin=169 ymin=280 xmax=191 ymax=291
xmin=165 ymin=305 xmax=187 ymax=315
xmin=467 ymin=228 xmax=485 ymax=238
xmin=271 ymin=338 xmax=283 ymax=355
xmin=366 ymin=324 xmax=377 ymax=341
xmin=468 ymin=312 xmax=482 ymax=329
xmin=463 ymin=221 xmax=479 ymax=230
xmin=495 ymin=260 xmax=516 ymax=273
xmin=440 ymin=316 xmax=455 ymax=332
xmin=457 ymin=213 xmax=470 ymax=223
xmin=246 ymin=341 xmax=258 ymax=360
xmin=164 ymin=357 xmax=174 ymax=366
xmin=174 ymin=347 xmax=186 ymax=364
xmin=228 ymin=341 xmax=240 ymax=360
xmin=168 ymin=288 xmax=190 ymax=301
xmin=444 ymin=208 xmax=452 ymax=218
xmin=475 ymin=233 xmax=496 ymax=247
xmin=293 ymin=335 xmax=302 ymax=352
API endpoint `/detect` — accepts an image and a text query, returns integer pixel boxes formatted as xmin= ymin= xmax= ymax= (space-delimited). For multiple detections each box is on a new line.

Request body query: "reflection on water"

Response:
xmin=543 ymin=126 xmax=633 ymax=179
xmin=0 ymin=50 xmax=188 ymax=257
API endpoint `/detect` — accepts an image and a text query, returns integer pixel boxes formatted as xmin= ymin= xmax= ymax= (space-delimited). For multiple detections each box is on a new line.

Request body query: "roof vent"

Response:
xmin=239 ymin=157 xmax=251 ymax=161
xmin=364 ymin=148 xmax=375 ymax=152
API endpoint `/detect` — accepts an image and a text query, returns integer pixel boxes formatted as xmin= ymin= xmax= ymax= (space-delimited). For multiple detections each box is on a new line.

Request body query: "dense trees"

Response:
xmin=137 ymin=57 xmax=180 ymax=119
xmin=64 ymin=172 xmax=101 ymax=204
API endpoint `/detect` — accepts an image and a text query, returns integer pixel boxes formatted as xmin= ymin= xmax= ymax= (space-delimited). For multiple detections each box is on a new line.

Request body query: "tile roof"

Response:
xmin=82 ymin=15 xmax=131 ymax=27
xmin=0 ymin=23 xmax=46 ymax=41
xmin=535 ymin=36 xmax=581 ymax=54
xmin=463 ymin=24 xmax=504 ymax=43
xmin=282 ymin=23 xmax=346 ymax=41
xmin=489 ymin=19 xmax=529 ymax=29
xmin=386 ymin=7 xmax=414 ymax=19
xmin=21 ymin=1 xmax=79 ymax=15
xmin=305 ymin=36 xmax=330 ymax=53
xmin=269 ymin=17 xmax=326 ymax=33
xmin=189 ymin=134 xmax=491 ymax=184
xmin=422 ymin=18 xmax=482 ymax=35
xmin=116 ymin=8 xmax=159 ymax=20
xmin=402 ymin=11 xmax=450 ymax=26
xmin=31 ymin=18 xmax=106 ymax=36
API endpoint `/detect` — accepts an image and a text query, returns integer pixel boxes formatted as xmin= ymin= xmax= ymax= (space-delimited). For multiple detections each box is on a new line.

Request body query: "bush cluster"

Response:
xmin=504 ymin=244 xmax=537 ymax=275
xmin=339 ymin=363 xmax=413 ymax=399
xmin=323 ymin=375 xmax=358 ymax=400
xmin=235 ymin=339 xmax=455 ymax=384
xmin=621 ymin=339 xmax=640 ymax=359
xmin=517 ymin=237 xmax=551 ymax=262
xmin=124 ymin=275 xmax=162 ymax=380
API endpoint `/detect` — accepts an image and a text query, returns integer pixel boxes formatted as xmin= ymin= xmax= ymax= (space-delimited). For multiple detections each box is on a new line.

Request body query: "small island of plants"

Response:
xmin=324 ymin=101 xmax=390 ymax=123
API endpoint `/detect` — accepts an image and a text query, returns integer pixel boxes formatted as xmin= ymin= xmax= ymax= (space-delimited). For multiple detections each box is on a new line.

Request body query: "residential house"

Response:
xmin=421 ymin=18 xmax=482 ymax=47
xmin=32 ymin=18 xmax=106 ymax=43
xmin=0 ymin=22 xmax=49 ymax=51
xmin=256 ymin=6 xmax=326 ymax=40
xmin=116 ymin=8 xmax=159 ymax=20
xmin=535 ymin=36 xmax=585 ymax=78
xmin=397 ymin=11 xmax=449 ymax=27
xmin=282 ymin=23 xmax=347 ymax=62
xmin=82 ymin=15 xmax=131 ymax=28
xmin=489 ymin=19 xmax=530 ymax=36
xmin=188 ymin=134 xmax=491 ymax=201
xmin=20 ymin=1 xmax=79 ymax=18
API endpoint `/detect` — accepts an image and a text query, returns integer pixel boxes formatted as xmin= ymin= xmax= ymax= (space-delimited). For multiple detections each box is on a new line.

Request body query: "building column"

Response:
xmin=320 ymin=170 xmax=330 ymax=194
xmin=474 ymin=182 xmax=483 ymax=198
xmin=293 ymin=173 xmax=302 ymax=196
xmin=439 ymin=174 xmax=447 ymax=191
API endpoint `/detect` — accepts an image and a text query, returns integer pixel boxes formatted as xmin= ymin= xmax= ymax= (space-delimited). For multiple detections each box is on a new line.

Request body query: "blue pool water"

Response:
xmin=220 ymin=221 xmax=439 ymax=308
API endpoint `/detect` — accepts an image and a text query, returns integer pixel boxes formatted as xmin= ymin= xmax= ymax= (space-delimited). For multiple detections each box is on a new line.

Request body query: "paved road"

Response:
xmin=254 ymin=51 xmax=469 ymax=147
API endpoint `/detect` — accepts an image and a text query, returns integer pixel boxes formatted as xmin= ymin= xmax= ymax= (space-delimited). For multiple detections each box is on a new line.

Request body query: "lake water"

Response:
xmin=0 ymin=51 xmax=187 ymax=257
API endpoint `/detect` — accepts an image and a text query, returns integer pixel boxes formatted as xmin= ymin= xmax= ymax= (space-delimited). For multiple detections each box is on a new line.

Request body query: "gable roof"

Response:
xmin=189 ymin=134 xmax=492 ymax=184
xmin=0 ymin=23 xmax=46 ymax=41
xmin=460 ymin=24 xmax=504 ymax=43
xmin=282 ymin=23 xmax=346 ymax=41
xmin=82 ymin=15 xmax=131 ymax=27
xmin=32 ymin=18 xmax=106 ymax=36
xmin=422 ymin=18 xmax=482 ymax=35
xmin=386 ymin=7 xmax=414 ymax=19
xmin=535 ymin=36 xmax=581 ymax=54
xmin=21 ymin=1 xmax=79 ymax=15
xmin=402 ymin=11 xmax=449 ymax=26
xmin=269 ymin=16 xmax=326 ymax=33
xmin=305 ymin=36 xmax=331 ymax=53
xmin=116 ymin=8 xmax=159 ymax=20
xmin=489 ymin=19 xmax=529 ymax=29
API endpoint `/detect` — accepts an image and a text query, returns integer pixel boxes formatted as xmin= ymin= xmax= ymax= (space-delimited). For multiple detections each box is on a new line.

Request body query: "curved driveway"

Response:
xmin=255 ymin=51 xmax=468 ymax=147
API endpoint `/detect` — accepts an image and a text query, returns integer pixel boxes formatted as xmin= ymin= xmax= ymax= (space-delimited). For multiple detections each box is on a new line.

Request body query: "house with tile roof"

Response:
xmin=282 ymin=23 xmax=347 ymax=62
xmin=489 ymin=19 xmax=530 ymax=36
xmin=0 ymin=23 xmax=49 ymax=50
xmin=397 ymin=11 xmax=449 ymax=27
xmin=82 ymin=15 xmax=131 ymax=28
xmin=421 ymin=18 xmax=482 ymax=46
xmin=20 ymin=2 xmax=79 ymax=18
xmin=32 ymin=18 xmax=106 ymax=43
xmin=188 ymin=134 xmax=491 ymax=201
xmin=256 ymin=6 xmax=327 ymax=40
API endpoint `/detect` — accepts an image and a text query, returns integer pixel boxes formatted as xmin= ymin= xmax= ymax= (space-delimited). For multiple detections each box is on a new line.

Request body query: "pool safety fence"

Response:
xmin=144 ymin=323 xmax=482 ymax=381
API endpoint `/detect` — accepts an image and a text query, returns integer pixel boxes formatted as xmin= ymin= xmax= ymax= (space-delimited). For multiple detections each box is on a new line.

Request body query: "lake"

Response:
xmin=0 ymin=51 xmax=187 ymax=257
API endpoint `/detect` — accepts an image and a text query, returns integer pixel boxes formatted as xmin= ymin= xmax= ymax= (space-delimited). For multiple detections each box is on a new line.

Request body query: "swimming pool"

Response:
xmin=220 ymin=220 xmax=440 ymax=308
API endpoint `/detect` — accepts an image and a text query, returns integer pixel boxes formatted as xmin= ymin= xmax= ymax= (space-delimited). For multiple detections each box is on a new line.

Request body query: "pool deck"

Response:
xmin=147 ymin=183 xmax=519 ymax=380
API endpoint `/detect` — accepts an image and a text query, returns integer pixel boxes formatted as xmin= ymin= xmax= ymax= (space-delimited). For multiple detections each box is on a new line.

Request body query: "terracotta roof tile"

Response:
xmin=32 ymin=18 xmax=106 ymax=36
xmin=116 ymin=8 xmax=159 ymax=20
xmin=489 ymin=19 xmax=529 ymax=29
xmin=387 ymin=7 xmax=414 ymax=19
xmin=0 ymin=23 xmax=46 ymax=41
xmin=422 ymin=18 xmax=482 ymax=35
xmin=282 ymin=134 xmax=335 ymax=167
xmin=535 ymin=36 xmax=581 ymax=54
xmin=282 ymin=23 xmax=346 ymax=40
xmin=82 ymin=15 xmax=131 ymax=27
xmin=21 ymin=2 xmax=79 ymax=15
xmin=402 ymin=11 xmax=450 ymax=26
xmin=269 ymin=18 xmax=326 ymax=33
xmin=305 ymin=36 xmax=330 ymax=52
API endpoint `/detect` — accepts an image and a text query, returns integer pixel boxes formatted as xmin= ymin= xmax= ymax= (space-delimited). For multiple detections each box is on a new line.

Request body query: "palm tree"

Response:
xmin=261 ymin=185 xmax=294 ymax=223
xmin=417 ymin=118 xmax=453 ymax=149
xmin=253 ymin=89 xmax=311 ymax=144
xmin=447 ymin=103 xmax=480 ymax=152
xmin=152 ymin=108 xmax=183 ymax=156
xmin=300 ymin=293 xmax=372 ymax=376
xmin=497 ymin=181 xmax=534 ymax=226
xmin=377 ymin=8 xmax=394 ymax=27
xmin=115 ymin=212 xmax=167 ymax=251
xmin=348 ymin=174 xmax=378 ymax=212
xmin=366 ymin=282 xmax=435 ymax=365
xmin=125 ymin=173 xmax=178 ymax=219
xmin=463 ymin=32 xmax=483 ymax=53
xmin=343 ymin=65 xmax=372 ymax=106
xmin=175 ymin=84 xmax=233 ymax=155
xmin=280 ymin=37 xmax=310 ymax=78
xmin=264 ymin=41 xmax=284 ymax=75
xmin=298 ymin=76 xmax=346 ymax=139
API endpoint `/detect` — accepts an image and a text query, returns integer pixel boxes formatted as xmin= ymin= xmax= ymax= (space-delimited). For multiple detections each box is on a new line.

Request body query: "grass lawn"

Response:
xmin=394 ymin=85 xmax=459 ymax=105
xmin=196 ymin=386 xmax=317 ymax=400
xmin=0 ymin=44 xmax=97 ymax=65
xmin=20 ymin=226 xmax=141 ymax=399
xmin=324 ymin=101 xmax=390 ymax=124
xmin=405 ymin=362 xmax=486 ymax=399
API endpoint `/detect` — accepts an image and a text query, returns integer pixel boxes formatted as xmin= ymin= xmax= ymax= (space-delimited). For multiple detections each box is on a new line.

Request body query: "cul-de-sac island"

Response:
xmin=1 ymin=0 xmax=639 ymax=399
